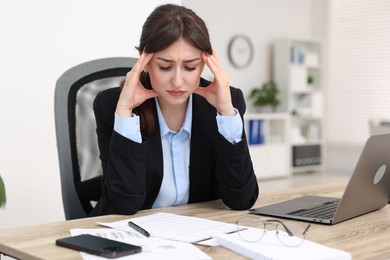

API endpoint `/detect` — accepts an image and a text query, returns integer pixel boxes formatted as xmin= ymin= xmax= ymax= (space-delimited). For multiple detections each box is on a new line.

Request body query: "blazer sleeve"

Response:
xmin=90 ymin=88 xmax=147 ymax=216
xmin=214 ymin=87 xmax=259 ymax=210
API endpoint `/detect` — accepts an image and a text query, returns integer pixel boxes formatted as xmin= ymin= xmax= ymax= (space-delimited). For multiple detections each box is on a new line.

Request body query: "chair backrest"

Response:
xmin=55 ymin=57 xmax=137 ymax=220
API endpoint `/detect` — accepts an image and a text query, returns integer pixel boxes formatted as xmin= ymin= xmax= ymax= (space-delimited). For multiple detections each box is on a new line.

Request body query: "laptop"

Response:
xmin=250 ymin=133 xmax=390 ymax=225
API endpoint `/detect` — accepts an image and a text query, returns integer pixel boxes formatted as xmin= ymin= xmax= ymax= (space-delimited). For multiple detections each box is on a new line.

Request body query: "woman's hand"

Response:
xmin=115 ymin=53 xmax=158 ymax=117
xmin=194 ymin=51 xmax=235 ymax=116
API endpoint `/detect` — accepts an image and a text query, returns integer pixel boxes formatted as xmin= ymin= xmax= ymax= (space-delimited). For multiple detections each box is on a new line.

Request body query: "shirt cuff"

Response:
xmin=216 ymin=108 xmax=243 ymax=144
xmin=114 ymin=113 xmax=142 ymax=143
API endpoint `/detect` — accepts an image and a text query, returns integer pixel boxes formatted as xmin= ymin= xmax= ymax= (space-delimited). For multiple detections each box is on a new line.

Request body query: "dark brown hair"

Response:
xmin=133 ymin=4 xmax=213 ymax=137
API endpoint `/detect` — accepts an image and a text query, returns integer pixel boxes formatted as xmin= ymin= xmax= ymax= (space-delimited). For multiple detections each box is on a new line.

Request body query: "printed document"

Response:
xmin=98 ymin=212 xmax=237 ymax=243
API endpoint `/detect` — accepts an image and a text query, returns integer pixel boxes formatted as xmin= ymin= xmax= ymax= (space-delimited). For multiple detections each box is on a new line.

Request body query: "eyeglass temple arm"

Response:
xmin=303 ymin=224 xmax=311 ymax=236
xmin=264 ymin=220 xmax=293 ymax=236
xmin=264 ymin=220 xmax=311 ymax=237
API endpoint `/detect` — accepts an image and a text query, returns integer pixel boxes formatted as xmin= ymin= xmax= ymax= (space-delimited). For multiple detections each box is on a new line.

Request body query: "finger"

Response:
xmin=205 ymin=53 xmax=223 ymax=79
xmin=130 ymin=54 xmax=145 ymax=74
xmin=125 ymin=53 xmax=154 ymax=87
xmin=139 ymin=52 xmax=154 ymax=71
xmin=211 ymin=48 xmax=221 ymax=63
xmin=202 ymin=52 xmax=215 ymax=72
xmin=132 ymin=52 xmax=152 ymax=74
xmin=208 ymin=52 xmax=223 ymax=72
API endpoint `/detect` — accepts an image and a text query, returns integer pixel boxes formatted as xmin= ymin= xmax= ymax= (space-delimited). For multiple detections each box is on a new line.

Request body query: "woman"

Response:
xmin=91 ymin=4 xmax=258 ymax=216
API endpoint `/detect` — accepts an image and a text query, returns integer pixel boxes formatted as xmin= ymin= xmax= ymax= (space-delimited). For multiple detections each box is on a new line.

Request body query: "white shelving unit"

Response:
xmin=244 ymin=113 xmax=290 ymax=179
xmin=274 ymin=38 xmax=324 ymax=173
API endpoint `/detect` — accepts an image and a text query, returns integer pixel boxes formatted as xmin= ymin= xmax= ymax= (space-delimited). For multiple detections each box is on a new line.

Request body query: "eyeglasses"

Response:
xmin=236 ymin=216 xmax=311 ymax=247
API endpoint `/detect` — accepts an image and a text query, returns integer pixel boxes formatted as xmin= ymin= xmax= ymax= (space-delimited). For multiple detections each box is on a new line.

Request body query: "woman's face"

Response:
xmin=146 ymin=38 xmax=205 ymax=106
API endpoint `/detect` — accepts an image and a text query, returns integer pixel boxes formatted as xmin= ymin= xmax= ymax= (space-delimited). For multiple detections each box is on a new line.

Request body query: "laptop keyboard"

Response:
xmin=288 ymin=199 xmax=341 ymax=220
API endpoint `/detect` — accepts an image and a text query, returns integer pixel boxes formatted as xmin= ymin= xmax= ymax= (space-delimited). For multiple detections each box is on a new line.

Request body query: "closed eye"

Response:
xmin=159 ymin=66 xmax=172 ymax=71
xmin=184 ymin=66 xmax=197 ymax=71
xmin=159 ymin=66 xmax=197 ymax=72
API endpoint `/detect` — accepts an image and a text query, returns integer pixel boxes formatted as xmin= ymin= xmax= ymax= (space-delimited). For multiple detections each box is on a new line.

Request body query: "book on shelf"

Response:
xmin=214 ymin=228 xmax=351 ymax=260
xmin=248 ymin=119 xmax=264 ymax=145
xmin=301 ymin=123 xmax=321 ymax=141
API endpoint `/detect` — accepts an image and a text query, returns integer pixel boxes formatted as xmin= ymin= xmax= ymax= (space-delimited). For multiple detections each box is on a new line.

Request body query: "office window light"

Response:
xmin=327 ymin=0 xmax=390 ymax=145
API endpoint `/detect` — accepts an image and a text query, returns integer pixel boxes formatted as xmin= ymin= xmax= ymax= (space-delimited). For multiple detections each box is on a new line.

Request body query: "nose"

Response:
xmin=172 ymin=68 xmax=184 ymax=89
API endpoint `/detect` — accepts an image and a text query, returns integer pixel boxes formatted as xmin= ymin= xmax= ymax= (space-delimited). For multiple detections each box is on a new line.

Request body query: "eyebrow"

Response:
xmin=156 ymin=57 xmax=200 ymax=63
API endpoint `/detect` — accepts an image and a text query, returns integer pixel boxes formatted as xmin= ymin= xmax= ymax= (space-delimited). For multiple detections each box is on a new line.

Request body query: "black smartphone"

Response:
xmin=56 ymin=234 xmax=142 ymax=258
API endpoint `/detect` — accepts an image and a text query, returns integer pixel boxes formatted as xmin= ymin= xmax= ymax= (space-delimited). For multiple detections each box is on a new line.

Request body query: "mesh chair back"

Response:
xmin=55 ymin=57 xmax=136 ymax=219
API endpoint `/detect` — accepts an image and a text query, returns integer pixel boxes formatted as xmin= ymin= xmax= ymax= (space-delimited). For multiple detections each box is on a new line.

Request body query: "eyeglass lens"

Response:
xmin=236 ymin=216 xmax=309 ymax=247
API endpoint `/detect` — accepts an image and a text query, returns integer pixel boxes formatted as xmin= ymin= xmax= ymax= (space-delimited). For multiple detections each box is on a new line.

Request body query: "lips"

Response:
xmin=167 ymin=90 xmax=187 ymax=96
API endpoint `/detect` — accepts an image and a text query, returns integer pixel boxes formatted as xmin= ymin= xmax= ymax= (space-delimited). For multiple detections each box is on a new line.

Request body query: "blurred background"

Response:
xmin=1 ymin=0 xmax=389 ymax=228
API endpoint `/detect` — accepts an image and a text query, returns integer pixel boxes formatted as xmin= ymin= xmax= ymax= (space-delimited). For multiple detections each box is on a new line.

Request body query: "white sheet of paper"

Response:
xmin=214 ymin=228 xmax=352 ymax=260
xmin=98 ymin=212 xmax=237 ymax=243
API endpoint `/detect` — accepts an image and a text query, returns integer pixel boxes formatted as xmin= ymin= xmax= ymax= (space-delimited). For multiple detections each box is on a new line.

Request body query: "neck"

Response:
xmin=158 ymin=98 xmax=188 ymax=132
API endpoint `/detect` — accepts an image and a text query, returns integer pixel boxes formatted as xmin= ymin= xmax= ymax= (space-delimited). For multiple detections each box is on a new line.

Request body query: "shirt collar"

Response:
xmin=155 ymin=95 xmax=192 ymax=138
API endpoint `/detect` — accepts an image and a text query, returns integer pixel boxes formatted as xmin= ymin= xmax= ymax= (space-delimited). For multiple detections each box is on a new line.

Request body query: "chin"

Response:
xmin=165 ymin=95 xmax=190 ymax=106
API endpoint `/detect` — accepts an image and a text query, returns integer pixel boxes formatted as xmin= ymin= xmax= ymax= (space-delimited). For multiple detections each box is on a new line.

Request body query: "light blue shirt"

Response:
xmin=114 ymin=94 xmax=243 ymax=208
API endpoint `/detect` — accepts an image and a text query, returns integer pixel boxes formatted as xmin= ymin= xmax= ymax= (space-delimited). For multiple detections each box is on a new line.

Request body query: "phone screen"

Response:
xmin=56 ymin=234 xmax=142 ymax=258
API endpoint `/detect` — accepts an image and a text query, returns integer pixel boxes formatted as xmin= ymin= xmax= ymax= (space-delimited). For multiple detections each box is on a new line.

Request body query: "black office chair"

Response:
xmin=55 ymin=57 xmax=137 ymax=220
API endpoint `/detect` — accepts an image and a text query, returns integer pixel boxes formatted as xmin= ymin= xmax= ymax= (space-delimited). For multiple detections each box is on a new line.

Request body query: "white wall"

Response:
xmin=183 ymin=0 xmax=327 ymax=113
xmin=0 ymin=0 xmax=326 ymax=228
xmin=0 ymin=0 xmax=180 ymax=228
xmin=324 ymin=0 xmax=390 ymax=175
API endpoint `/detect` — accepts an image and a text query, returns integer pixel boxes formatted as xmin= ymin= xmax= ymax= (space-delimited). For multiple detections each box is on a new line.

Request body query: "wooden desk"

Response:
xmin=1 ymin=181 xmax=390 ymax=260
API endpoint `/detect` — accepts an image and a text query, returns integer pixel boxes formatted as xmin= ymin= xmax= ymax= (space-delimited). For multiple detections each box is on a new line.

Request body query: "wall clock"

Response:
xmin=227 ymin=34 xmax=254 ymax=69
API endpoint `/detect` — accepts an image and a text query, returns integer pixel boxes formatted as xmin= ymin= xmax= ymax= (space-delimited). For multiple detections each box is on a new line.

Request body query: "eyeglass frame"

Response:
xmin=235 ymin=217 xmax=311 ymax=247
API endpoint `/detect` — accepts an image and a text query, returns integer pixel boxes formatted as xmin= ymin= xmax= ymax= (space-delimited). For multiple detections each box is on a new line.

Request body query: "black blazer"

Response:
xmin=90 ymin=79 xmax=259 ymax=216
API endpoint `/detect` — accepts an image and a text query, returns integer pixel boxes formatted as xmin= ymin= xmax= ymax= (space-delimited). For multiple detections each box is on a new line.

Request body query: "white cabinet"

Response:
xmin=245 ymin=113 xmax=290 ymax=179
xmin=274 ymin=39 xmax=324 ymax=173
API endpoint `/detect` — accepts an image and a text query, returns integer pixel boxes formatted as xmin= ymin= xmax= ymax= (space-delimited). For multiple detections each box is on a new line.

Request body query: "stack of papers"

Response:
xmin=68 ymin=212 xmax=352 ymax=260
xmin=99 ymin=212 xmax=237 ymax=243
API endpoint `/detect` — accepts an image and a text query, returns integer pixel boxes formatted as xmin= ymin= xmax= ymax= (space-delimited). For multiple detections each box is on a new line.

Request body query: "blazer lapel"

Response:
xmin=144 ymin=104 xmax=164 ymax=208
xmin=188 ymin=94 xmax=218 ymax=202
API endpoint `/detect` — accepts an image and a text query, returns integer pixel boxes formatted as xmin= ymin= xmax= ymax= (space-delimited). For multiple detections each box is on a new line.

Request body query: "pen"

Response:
xmin=128 ymin=221 xmax=150 ymax=237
